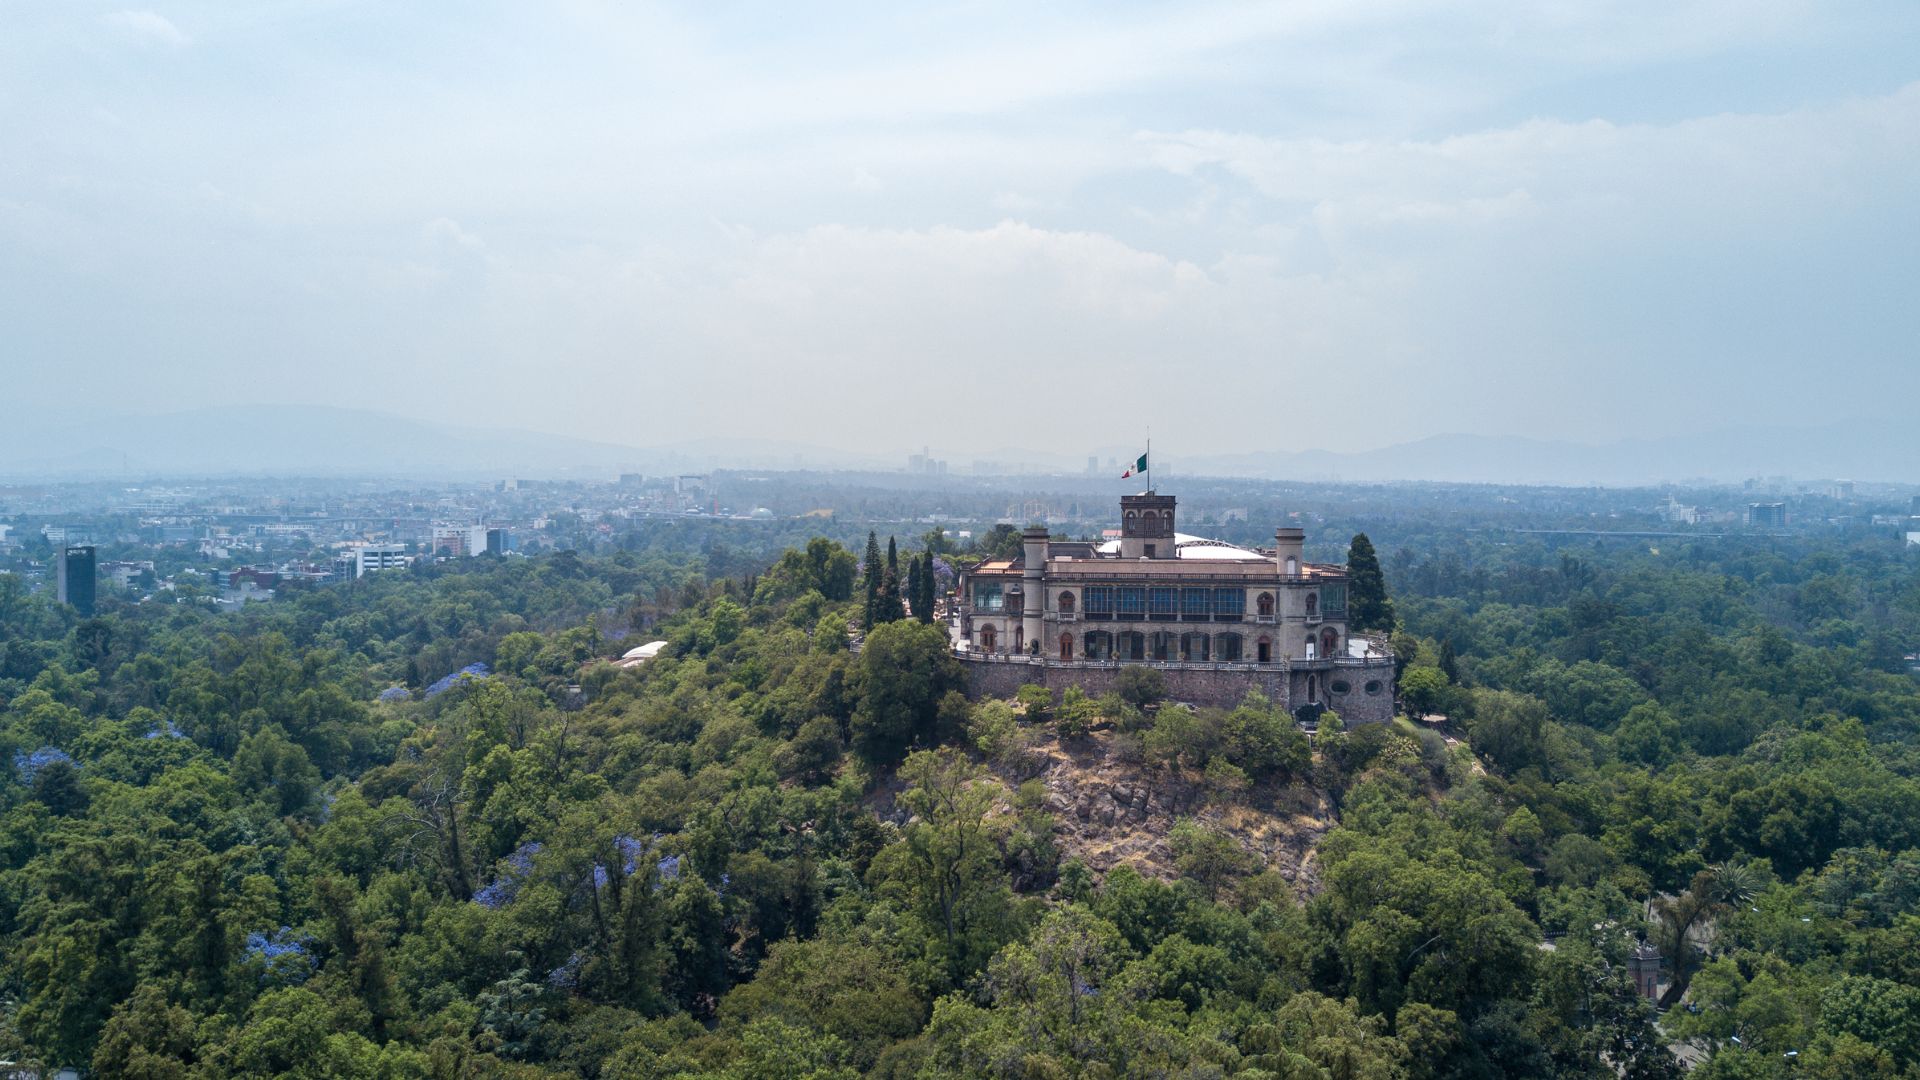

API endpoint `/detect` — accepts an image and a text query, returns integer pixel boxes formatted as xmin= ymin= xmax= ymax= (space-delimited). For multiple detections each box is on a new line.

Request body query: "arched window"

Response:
xmin=1215 ymin=632 xmax=1242 ymax=662
xmin=1014 ymin=625 xmax=1024 ymax=654
xmin=1120 ymin=631 xmax=1146 ymax=660
xmin=1257 ymin=592 xmax=1274 ymax=617
xmin=1060 ymin=634 xmax=1073 ymax=661
xmin=1083 ymin=630 xmax=1113 ymax=660
xmin=1058 ymin=591 xmax=1075 ymax=614
xmin=1180 ymin=632 xmax=1211 ymax=662
xmin=1151 ymin=631 xmax=1175 ymax=661
xmin=980 ymin=624 xmax=997 ymax=652
xmin=1304 ymin=634 xmax=1317 ymax=659
xmin=1305 ymin=593 xmax=1318 ymax=617
xmin=1307 ymin=674 xmax=1318 ymax=702
xmin=1321 ymin=627 xmax=1339 ymax=658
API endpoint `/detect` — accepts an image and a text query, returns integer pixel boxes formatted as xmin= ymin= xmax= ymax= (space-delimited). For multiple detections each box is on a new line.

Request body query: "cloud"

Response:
xmin=7 ymin=3 xmax=1918 ymax=457
xmin=422 ymin=217 xmax=487 ymax=254
xmin=100 ymin=10 xmax=190 ymax=47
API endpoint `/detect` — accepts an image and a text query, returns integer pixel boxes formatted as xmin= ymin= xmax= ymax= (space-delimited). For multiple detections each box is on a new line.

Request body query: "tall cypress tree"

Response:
xmin=918 ymin=555 xmax=938 ymax=623
xmin=877 ymin=569 xmax=906 ymax=625
xmin=906 ymin=557 xmax=924 ymax=620
xmin=1346 ymin=532 xmax=1396 ymax=633
xmin=862 ymin=531 xmax=884 ymax=630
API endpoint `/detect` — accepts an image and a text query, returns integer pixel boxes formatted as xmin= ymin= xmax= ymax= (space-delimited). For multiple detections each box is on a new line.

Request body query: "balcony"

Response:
xmin=1254 ymin=614 xmax=1276 ymax=624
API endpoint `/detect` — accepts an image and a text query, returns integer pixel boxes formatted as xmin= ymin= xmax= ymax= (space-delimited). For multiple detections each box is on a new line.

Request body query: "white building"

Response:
xmin=432 ymin=524 xmax=490 ymax=558
xmin=353 ymin=544 xmax=410 ymax=577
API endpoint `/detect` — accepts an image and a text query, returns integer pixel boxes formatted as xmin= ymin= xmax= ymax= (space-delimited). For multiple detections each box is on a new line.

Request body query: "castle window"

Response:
xmin=974 ymin=583 xmax=1004 ymax=612
xmin=1365 ymin=680 xmax=1383 ymax=695
xmin=1320 ymin=627 xmax=1340 ymax=658
xmin=1331 ymin=680 xmax=1351 ymax=694
xmin=1257 ymin=637 xmax=1272 ymax=663
xmin=1181 ymin=588 xmax=1210 ymax=619
xmin=1116 ymin=586 xmax=1147 ymax=618
xmin=1305 ymin=593 xmax=1317 ymax=617
xmin=1119 ymin=631 xmax=1146 ymax=660
xmin=1060 ymin=634 xmax=1073 ymax=660
xmin=1257 ymin=593 xmax=1274 ymax=617
xmin=1083 ymin=586 xmax=1113 ymax=620
xmin=1212 ymin=588 xmax=1245 ymax=620
xmin=980 ymin=625 xmax=997 ymax=651
xmin=1058 ymin=591 xmax=1075 ymax=614
xmin=1320 ymin=583 xmax=1347 ymax=616
xmin=1083 ymin=630 xmax=1113 ymax=660
xmin=1215 ymin=632 xmax=1243 ymax=661
xmin=1149 ymin=587 xmax=1178 ymax=619
xmin=1151 ymin=631 xmax=1175 ymax=660
xmin=1284 ymin=556 xmax=1298 ymax=577
xmin=1180 ymin=632 xmax=1211 ymax=662
xmin=1304 ymin=635 xmax=1317 ymax=659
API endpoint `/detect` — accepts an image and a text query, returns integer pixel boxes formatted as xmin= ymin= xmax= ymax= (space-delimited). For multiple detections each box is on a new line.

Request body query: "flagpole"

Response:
xmin=1146 ymin=429 xmax=1152 ymax=495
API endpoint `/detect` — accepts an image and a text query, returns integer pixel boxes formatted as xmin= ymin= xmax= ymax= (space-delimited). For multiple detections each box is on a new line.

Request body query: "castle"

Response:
xmin=953 ymin=492 xmax=1396 ymax=723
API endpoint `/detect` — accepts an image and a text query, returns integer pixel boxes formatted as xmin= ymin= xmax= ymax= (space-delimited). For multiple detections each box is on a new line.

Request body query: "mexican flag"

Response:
xmin=1120 ymin=452 xmax=1147 ymax=479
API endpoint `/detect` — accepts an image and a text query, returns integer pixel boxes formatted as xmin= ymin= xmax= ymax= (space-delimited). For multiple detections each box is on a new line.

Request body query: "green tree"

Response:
xmin=850 ymin=620 xmax=964 ymax=765
xmin=1348 ymin=532 xmax=1396 ymax=633
xmin=1820 ymin=976 xmax=1920 ymax=1067
xmin=861 ymin=532 xmax=884 ymax=631
xmin=879 ymin=748 xmax=1014 ymax=986
xmin=92 ymin=984 xmax=199 ymax=1079
xmin=1242 ymin=991 xmax=1409 ymax=1080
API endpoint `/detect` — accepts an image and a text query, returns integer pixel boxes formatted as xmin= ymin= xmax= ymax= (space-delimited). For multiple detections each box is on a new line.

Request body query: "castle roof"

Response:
xmin=1094 ymin=532 xmax=1266 ymax=561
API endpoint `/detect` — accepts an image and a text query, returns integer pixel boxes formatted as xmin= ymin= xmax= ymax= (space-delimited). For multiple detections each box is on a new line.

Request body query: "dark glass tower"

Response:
xmin=56 ymin=545 xmax=96 ymax=616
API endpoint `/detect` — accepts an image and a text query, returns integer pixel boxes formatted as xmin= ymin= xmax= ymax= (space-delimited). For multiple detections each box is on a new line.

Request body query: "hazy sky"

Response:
xmin=4 ymin=1 xmax=1917 ymax=458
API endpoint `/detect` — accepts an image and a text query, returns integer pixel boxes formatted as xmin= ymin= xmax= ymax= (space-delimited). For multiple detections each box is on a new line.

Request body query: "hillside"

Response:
xmin=1014 ymin=730 xmax=1337 ymax=890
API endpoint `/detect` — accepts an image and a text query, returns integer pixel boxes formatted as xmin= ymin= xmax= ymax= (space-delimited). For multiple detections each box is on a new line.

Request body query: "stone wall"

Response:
xmin=960 ymin=655 xmax=1396 ymax=723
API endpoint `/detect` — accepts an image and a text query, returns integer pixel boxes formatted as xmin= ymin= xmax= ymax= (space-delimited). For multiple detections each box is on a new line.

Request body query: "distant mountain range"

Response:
xmin=0 ymin=406 xmax=888 ymax=480
xmin=0 ymin=406 xmax=1910 ymax=486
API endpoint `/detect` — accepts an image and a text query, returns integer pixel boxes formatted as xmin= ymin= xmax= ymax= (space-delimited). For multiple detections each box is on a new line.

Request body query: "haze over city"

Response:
xmin=4 ymin=1 xmax=1918 ymax=469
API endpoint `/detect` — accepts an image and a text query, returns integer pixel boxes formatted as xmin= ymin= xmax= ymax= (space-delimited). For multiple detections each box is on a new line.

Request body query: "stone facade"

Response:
xmin=958 ymin=654 xmax=1396 ymax=723
xmin=954 ymin=492 xmax=1397 ymax=723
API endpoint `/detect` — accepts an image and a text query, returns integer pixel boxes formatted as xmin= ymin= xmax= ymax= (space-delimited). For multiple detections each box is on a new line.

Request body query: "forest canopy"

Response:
xmin=1 ymin=522 xmax=1918 ymax=1079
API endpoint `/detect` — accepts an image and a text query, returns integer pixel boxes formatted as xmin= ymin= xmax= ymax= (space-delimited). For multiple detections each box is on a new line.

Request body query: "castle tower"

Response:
xmin=1273 ymin=527 xmax=1304 ymax=579
xmin=1021 ymin=526 xmax=1048 ymax=654
xmin=1118 ymin=493 xmax=1176 ymax=559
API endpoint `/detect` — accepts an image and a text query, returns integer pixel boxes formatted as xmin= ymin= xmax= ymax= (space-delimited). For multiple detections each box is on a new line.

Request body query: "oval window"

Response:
xmin=1364 ymin=680 xmax=1382 ymax=694
xmin=1330 ymin=680 xmax=1351 ymax=694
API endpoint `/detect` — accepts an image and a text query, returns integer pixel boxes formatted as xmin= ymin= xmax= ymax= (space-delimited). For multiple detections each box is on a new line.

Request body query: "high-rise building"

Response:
xmin=56 ymin=545 xmax=96 ymax=616
xmin=354 ymin=544 xmax=410 ymax=577
xmin=1748 ymin=503 xmax=1788 ymax=527
xmin=432 ymin=524 xmax=489 ymax=558
xmin=485 ymin=528 xmax=510 ymax=555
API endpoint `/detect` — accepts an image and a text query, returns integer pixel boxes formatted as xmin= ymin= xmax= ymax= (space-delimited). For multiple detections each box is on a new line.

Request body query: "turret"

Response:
xmin=1274 ymin=527 xmax=1304 ymax=579
xmin=1021 ymin=527 xmax=1048 ymax=655
xmin=1118 ymin=493 xmax=1177 ymax=559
